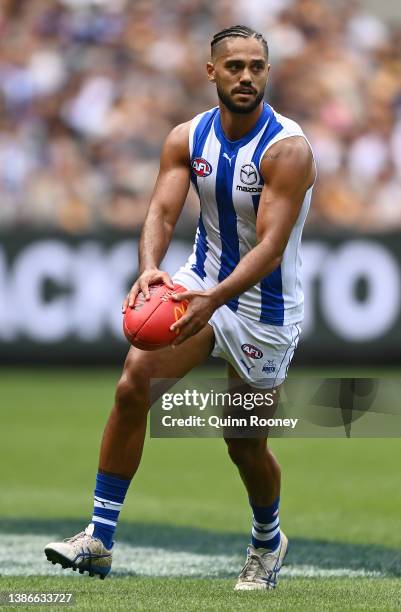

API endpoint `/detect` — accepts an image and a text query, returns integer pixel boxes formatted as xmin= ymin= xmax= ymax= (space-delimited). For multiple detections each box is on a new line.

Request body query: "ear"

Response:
xmin=206 ymin=61 xmax=216 ymax=83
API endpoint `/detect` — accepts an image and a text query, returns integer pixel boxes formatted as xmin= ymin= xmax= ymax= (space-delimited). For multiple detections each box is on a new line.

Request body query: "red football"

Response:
xmin=123 ymin=283 xmax=189 ymax=350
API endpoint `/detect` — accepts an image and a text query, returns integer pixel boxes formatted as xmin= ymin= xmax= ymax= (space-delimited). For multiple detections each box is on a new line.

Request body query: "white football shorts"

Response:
xmin=172 ymin=266 xmax=302 ymax=389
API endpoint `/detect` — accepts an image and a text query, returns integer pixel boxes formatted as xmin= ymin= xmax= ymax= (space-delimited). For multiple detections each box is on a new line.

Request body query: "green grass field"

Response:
xmin=1 ymin=368 xmax=401 ymax=610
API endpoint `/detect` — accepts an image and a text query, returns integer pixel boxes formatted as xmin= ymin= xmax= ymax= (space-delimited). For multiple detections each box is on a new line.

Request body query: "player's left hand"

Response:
xmin=170 ymin=290 xmax=218 ymax=346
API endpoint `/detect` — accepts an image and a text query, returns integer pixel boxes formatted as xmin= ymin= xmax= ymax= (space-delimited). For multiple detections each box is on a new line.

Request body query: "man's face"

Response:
xmin=207 ymin=37 xmax=270 ymax=114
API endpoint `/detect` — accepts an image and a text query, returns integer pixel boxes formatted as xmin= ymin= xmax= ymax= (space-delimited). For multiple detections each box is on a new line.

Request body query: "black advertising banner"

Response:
xmin=0 ymin=231 xmax=400 ymax=365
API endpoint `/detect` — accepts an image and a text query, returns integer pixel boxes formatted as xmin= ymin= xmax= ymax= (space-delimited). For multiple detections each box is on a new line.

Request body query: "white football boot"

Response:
xmin=235 ymin=531 xmax=288 ymax=590
xmin=44 ymin=524 xmax=112 ymax=579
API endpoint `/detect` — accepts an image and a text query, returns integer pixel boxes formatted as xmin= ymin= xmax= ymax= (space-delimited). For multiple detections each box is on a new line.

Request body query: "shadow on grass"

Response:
xmin=0 ymin=518 xmax=400 ymax=576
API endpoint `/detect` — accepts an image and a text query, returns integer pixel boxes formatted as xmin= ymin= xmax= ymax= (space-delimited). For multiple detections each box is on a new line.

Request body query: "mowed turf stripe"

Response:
xmin=0 ymin=535 xmax=382 ymax=578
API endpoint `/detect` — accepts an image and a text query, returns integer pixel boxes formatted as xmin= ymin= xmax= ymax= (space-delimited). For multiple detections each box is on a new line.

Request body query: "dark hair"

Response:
xmin=211 ymin=25 xmax=268 ymax=58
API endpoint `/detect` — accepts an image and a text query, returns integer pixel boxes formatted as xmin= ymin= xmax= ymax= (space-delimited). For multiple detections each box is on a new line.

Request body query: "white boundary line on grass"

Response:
xmin=0 ymin=535 xmax=383 ymax=578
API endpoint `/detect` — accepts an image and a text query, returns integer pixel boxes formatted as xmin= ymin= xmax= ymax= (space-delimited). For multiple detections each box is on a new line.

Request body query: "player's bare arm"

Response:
xmin=171 ymin=136 xmax=315 ymax=345
xmin=122 ymin=122 xmax=191 ymax=312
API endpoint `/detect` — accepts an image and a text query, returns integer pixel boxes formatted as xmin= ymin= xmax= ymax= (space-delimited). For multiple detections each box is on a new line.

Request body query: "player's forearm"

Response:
xmin=138 ymin=209 xmax=175 ymax=273
xmin=210 ymin=240 xmax=283 ymax=307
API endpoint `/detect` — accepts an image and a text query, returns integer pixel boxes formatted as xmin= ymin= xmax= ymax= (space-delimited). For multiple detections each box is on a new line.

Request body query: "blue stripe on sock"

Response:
xmin=253 ymin=521 xmax=279 ymax=534
xmin=92 ymin=472 xmax=131 ymax=548
xmin=92 ymin=506 xmax=119 ymax=521
xmin=250 ymin=497 xmax=280 ymax=523
xmin=95 ymin=473 xmax=130 ymax=504
xmin=252 ymin=530 xmax=281 ymax=551
xmin=250 ymin=497 xmax=281 ymax=551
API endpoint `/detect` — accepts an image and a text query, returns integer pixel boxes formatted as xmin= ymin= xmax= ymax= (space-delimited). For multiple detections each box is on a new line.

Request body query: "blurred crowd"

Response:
xmin=0 ymin=0 xmax=401 ymax=234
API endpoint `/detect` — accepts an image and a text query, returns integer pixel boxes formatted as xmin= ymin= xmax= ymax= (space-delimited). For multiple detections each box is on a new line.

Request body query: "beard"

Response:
xmin=216 ymin=84 xmax=265 ymax=114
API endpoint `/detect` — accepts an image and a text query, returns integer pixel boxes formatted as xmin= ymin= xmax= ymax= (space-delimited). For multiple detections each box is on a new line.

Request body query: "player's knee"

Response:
xmin=225 ymin=438 xmax=266 ymax=467
xmin=115 ymin=370 xmax=148 ymax=413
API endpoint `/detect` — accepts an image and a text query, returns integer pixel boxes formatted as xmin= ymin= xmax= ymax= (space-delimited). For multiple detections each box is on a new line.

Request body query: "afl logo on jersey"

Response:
xmin=191 ymin=157 xmax=212 ymax=177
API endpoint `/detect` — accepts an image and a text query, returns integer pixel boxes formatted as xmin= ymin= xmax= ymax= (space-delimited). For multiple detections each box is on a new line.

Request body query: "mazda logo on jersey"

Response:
xmin=240 ymin=163 xmax=258 ymax=185
xmin=241 ymin=343 xmax=264 ymax=359
xmin=191 ymin=157 xmax=212 ymax=177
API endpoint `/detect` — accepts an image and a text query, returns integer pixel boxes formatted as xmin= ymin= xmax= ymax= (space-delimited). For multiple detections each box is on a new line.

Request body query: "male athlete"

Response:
xmin=45 ymin=25 xmax=315 ymax=590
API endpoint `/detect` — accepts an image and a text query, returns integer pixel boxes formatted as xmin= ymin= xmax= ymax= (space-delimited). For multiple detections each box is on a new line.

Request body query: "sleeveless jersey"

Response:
xmin=185 ymin=102 xmax=313 ymax=326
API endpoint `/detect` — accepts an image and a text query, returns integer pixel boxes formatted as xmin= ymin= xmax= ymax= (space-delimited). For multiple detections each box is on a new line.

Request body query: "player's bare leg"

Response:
xmin=227 ymin=437 xmax=281 ymax=504
xmin=224 ymin=365 xmax=288 ymax=590
xmin=44 ymin=324 xmax=215 ymax=578
xmin=224 ymin=364 xmax=281 ymax=505
xmin=99 ymin=323 xmax=215 ymax=478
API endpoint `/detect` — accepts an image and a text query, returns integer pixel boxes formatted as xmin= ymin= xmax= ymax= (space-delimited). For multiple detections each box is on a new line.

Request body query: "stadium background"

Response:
xmin=1 ymin=0 xmax=401 ymax=609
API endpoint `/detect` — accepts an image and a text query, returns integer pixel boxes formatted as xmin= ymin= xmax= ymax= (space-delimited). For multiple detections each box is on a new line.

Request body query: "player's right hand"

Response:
xmin=122 ymin=268 xmax=175 ymax=312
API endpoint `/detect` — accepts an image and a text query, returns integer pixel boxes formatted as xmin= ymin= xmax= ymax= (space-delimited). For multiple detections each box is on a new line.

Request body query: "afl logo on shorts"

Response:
xmin=191 ymin=157 xmax=212 ymax=177
xmin=241 ymin=343 xmax=263 ymax=359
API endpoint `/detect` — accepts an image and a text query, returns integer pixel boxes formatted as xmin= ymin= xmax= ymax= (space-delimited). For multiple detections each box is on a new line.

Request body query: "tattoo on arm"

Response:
xmin=266 ymin=152 xmax=281 ymax=160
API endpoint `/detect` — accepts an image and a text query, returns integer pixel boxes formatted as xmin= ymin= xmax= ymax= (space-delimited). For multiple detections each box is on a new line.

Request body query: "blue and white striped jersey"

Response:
xmin=185 ymin=102 xmax=313 ymax=326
